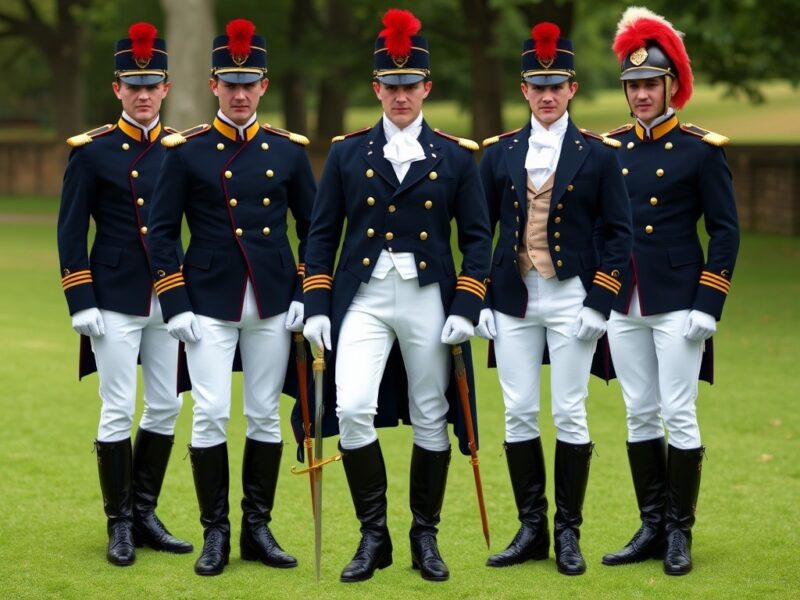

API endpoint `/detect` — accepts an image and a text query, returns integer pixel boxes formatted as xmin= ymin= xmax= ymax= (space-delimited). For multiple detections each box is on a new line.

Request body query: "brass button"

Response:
xmin=429 ymin=171 xmax=438 ymax=181
xmin=721 ymin=269 xmax=730 ymax=278
xmin=139 ymin=226 xmax=148 ymax=234
xmin=225 ymin=170 xmax=232 ymax=179
xmin=514 ymin=201 xmax=519 ymax=209
xmin=217 ymin=143 xmax=225 ymax=151
xmin=556 ymin=203 xmax=564 ymax=210
xmin=516 ymin=216 xmax=520 ymax=223
xmin=554 ymin=232 xmax=561 ymax=239
xmin=665 ymin=142 xmax=673 ymax=150
xmin=367 ymin=196 xmax=376 ymax=206
xmin=511 ymin=185 xmax=515 ymax=191
xmin=261 ymin=142 xmax=269 ymax=150
xmin=385 ymin=232 xmax=394 ymax=241
xmin=388 ymin=205 xmax=396 ymax=213
xmin=121 ymin=143 xmax=130 ymax=150
xmin=554 ymin=217 xmax=561 ymax=224
xmin=556 ymin=260 xmax=563 ymax=267
xmin=656 ymin=168 xmax=664 ymax=177
xmin=235 ymin=228 xmax=243 ymax=237
xmin=266 ymin=169 xmax=274 ymax=178
xmin=419 ymin=231 xmax=428 ymax=241
xmin=362 ymin=257 xmax=370 ymax=266
xmin=419 ymin=261 xmax=427 ymax=270
xmin=367 ymin=228 xmax=375 ymax=238
xmin=567 ymin=184 xmax=574 ymax=192
xmin=229 ymin=198 xmax=238 ymax=207
xmin=627 ymin=141 xmax=634 ymax=149
xmin=262 ymin=197 xmax=270 ymax=206
xmin=650 ymin=196 xmax=658 ymax=206
xmin=515 ymin=231 xmax=519 ymax=238
xmin=131 ymin=170 xmax=139 ymax=178
xmin=136 ymin=198 xmax=144 ymax=206
xmin=513 ymin=245 xmax=518 ymax=252
xmin=622 ymin=168 xmax=629 ymax=176
xmin=262 ymin=227 xmax=271 ymax=236
xmin=645 ymin=225 xmax=654 ymax=234
xmin=63 ymin=268 xmax=71 ymax=276
xmin=554 ymin=245 xmax=561 ymax=252
xmin=611 ymin=269 xmax=620 ymax=278
xmin=157 ymin=269 xmax=166 ymax=278
xmin=366 ymin=169 xmax=374 ymax=178
xmin=424 ymin=200 xmax=433 ymax=209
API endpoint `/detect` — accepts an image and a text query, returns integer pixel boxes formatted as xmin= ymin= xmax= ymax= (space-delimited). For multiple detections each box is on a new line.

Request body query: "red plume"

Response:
xmin=227 ymin=18 xmax=256 ymax=58
xmin=532 ymin=22 xmax=560 ymax=62
xmin=128 ymin=22 xmax=157 ymax=62
xmin=612 ymin=8 xmax=693 ymax=108
xmin=380 ymin=8 xmax=421 ymax=59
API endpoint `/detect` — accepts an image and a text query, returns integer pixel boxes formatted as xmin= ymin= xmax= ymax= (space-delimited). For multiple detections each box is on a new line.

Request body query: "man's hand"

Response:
xmin=573 ymin=306 xmax=607 ymax=342
xmin=475 ymin=308 xmax=497 ymax=340
xmin=304 ymin=315 xmax=332 ymax=351
xmin=167 ymin=311 xmax=202 ymax=343
xmin=440 ymin=315 xmax=474 ymax=345
xmin=683 ymin=310 xmax=716 ymax=341
xmin=71 ymin=308 xmax=105 ymax=337
xmin=284 ymin=301 xmax=304 ymax=332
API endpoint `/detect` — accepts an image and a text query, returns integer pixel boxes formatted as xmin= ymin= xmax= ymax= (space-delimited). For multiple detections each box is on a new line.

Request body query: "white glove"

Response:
xmin=71 ymin=307 xmax=105 ymax=337
xmin=304 ymin=315 xmax=331 ymax=351
xmin=683 ymin=309 xmax=716 ymax=341
xmin=475 ymin=308 xmax=497 ymax=340
xmin=284 ymin=301 xmax=304 ymax=332
xmin=573 ymin=306 xmax=607 ymax=342
xmin=167 ymin=311 xmax=202 ymax=343
xmin=440 ymin=315 xmax=474 ymax=345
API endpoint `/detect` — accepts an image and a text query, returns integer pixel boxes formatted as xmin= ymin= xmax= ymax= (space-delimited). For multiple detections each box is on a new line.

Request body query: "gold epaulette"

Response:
xmin=680 ymin=123 xmax=729 ymax=147
xmin=580 ymin=128 xmax=622 ymax=148
xmin=161 ymin=123 xmax=211 ymax=148
xmin=262 ymin=123 xmax=310 ymax=145
xmin=66 ymin=124 xmax=116 ymax=147
xmin=482 ymin=128 xmax=523 ymax=147
xmin=163 ymin=126 xmax=179 ymax=135
xmin=434 ymin=128 xmax=479 ymax=151
xmin=602 ymin=124 xmax=634 ymax=137
xmin=331 ymin=127 xmax=371 ymax=143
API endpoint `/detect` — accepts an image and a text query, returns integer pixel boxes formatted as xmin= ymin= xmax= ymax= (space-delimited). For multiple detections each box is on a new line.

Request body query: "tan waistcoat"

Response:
xmin=518 ymin=174 xmax=556 ymax=278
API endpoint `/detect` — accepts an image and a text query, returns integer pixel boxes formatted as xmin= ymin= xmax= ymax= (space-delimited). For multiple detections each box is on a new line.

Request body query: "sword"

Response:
xmin=290 ymin=333 xmax=315 ymax=516
xmin=312 ymin=347 xmax=324 ymax=581
xmin=451 ymin=345 xmax=491 ymax=549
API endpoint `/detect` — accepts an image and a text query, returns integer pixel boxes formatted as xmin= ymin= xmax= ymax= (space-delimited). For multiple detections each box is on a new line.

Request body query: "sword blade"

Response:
xmin=312 ymin=351 xmax=326 ymax=581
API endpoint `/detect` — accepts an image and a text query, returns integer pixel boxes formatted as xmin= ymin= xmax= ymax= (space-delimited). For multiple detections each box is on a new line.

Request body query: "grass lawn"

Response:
xmin=0 ymin=198 xmax=798 ymax=599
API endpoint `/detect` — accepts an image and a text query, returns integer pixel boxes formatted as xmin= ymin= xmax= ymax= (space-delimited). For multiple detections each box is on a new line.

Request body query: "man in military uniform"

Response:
xmin=146 ymin=18 xmax=315 ymax=576
xmin=477 ymin=23 xmax=632 ymax=576
xmin=601 ymin=7 xmax=740 ymax=576
xmin=302 ymin=8 xmax=491 ymax=584
xmin=57 ymin=23 xmax=192 ymax=566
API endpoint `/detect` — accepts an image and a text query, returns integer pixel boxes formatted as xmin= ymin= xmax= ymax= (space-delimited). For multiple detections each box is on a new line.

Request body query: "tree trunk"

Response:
xmin=315 ymin=0 xmax=353 ymax=145
xmin=160 ymin=0 xmax=215 ymax=129
xmin=461 ymin=0 xmax=504 ymax=142
xmin=280 ymin=0 xmax=313 ymax=135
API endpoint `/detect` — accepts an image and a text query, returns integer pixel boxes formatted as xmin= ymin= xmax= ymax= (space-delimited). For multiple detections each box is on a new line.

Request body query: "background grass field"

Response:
xmin=0 ymin=194 xmax=798 ymax=600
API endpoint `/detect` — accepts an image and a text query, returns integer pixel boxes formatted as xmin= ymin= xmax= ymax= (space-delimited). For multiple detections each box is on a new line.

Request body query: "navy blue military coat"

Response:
xmin=606 ymin=117 xmax=740 ymax=383
xmin=301 ymin=119 xmax=492 ymax=456
xmin=146 ymin=117 xmax=315 ymax=322
xmin=57 ymin=118 xmax=184 ymax=380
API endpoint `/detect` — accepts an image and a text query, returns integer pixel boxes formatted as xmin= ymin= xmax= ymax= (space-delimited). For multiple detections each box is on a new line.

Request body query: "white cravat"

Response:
xmin=217 ymin=110 xmax=257 ymax=140
xmin=382 ymin=113 xmax=426 ymax=182
xmin=121 ymin=111 xmax=160 ymax=141
xmin=525 ymin=111 xmax=569 ymax=190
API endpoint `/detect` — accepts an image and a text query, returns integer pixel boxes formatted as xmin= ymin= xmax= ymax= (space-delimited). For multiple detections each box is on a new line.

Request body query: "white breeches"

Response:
xmin=607 ymin=287 xmax=703 ymax=449
xmin=185 ymin=282 xmax=290 ymax=448
xmin=493 ymin=271 xmax=595 ymax=445
xmin=92 ymin=291 xmax=182 ymax=442
xmin=335 ymin=270 xmax=450 ymax=452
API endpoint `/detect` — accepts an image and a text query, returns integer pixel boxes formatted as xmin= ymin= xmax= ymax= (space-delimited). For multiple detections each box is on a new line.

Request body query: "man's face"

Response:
xmin=521 ymin=80 xmax=578 ymax=128
xmin=373 ymin=80 xmax=432 ymax=129
xmin=112 ymin=81 xmax=170 ymax=126
xmin=625 ymin=77 xmax=677 ymax=123
xmin=210 ymin=78 xmax=269 ymax=125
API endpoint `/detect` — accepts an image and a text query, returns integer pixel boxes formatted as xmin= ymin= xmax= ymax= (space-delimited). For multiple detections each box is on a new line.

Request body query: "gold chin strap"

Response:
xmin=663 ymin=75 xmax=674 ymax=118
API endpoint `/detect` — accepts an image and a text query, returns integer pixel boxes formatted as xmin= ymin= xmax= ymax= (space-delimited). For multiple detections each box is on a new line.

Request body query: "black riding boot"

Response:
xmin=602 ymin=437 xmax=667 ymax=565
xmin=664 ymin=445 xmax=703 ymax=576
xmin=553 ymin=440 xmax=593 ymax=575
xmin=240 ymin=439 xmax=297 ymax=568
xmin=487 ymin=438 xmax=549 ymax=567
xmin=409 ymin=445 xmax=451 ymax=582
xmin=131 ymin=429 xmax=193 ymax=553
xmin=189 ymin=443 xmax=231 ymax=576
xmin=96 ymin=439 xmax=135 ymax=566
xmin=340 ymin=440 xmax=393 ymax=583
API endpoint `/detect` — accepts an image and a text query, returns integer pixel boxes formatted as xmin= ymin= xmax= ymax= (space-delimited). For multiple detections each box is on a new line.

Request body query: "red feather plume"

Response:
xmin=532 ymin=22 xmax=560 ymax=62
xmin=128 ymin=22 xmax=157 ymax=62
xmin=227 ymin=18 xmax=256 ymax=58
xmin=380 ymin=8 xmax=421 ymax=59
xmin=612 ymin=9 xmax=693 ymax=108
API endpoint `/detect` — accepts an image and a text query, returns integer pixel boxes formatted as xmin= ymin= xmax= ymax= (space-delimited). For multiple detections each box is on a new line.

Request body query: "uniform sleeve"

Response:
xmin=450 ymin=150 xmax=492 ymax=323
xmin=57 ymin=149 xmax=98 ymax=315
xmin=147 ymin=146 xmax=193 ymax=321
xmin=289 ymin=146 xmax=317 ymax=303
xmin=693 ymin=146 xmax=739 ymax=320
xmin=583 ymin=147 xmax=632 ymax=318
xmin=479 ymin=148 xmax=502 ymax=310
xmin=303 ymin=144 xmax=345 ymax=318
